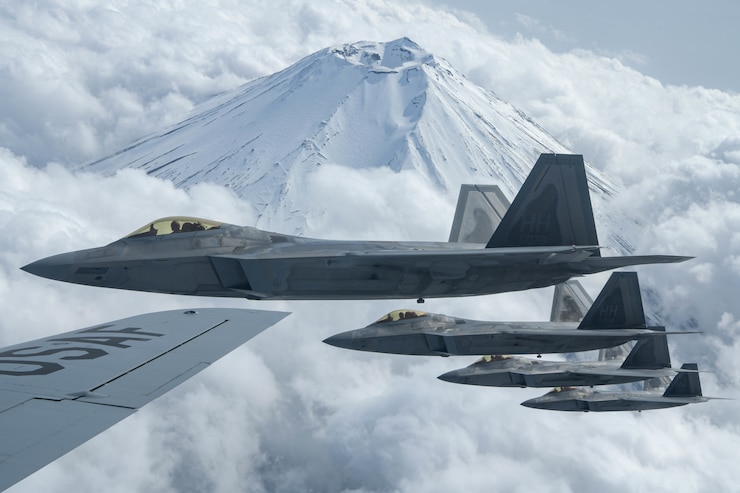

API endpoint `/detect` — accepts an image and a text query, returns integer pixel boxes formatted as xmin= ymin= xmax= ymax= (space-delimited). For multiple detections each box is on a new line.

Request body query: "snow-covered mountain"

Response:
xmin=80 ymin=38 xmax=633 ymax=250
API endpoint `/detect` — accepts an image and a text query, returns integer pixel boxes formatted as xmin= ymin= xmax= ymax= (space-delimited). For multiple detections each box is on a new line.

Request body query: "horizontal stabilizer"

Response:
xmin=578 ymin=255 xmax=693 ymax=274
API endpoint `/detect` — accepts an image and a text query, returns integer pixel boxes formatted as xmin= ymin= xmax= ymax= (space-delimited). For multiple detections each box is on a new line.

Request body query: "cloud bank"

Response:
xmin=2 ymin=1 xmax=740 ymax=492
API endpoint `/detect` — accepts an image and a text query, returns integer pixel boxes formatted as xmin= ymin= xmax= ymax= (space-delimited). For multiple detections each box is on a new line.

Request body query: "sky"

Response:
xmin=428 ymin=0 xmax=740 ymax=94
xmin=2 ymin=1 xmax=740 ymax=492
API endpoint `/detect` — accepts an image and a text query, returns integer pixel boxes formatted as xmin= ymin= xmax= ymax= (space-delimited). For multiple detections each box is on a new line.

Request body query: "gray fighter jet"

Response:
xmin=520 ymin=363 xmax=710 ymax=411
xmin=437 ymin=272 xmax=686 ymax=387
xmin=22 ymin=154 xmax=689 ymax=300
xmin=323 ymin=272 xmax=691 ymax=356
xmin=437 ymin=328 xmax=678 ymax=387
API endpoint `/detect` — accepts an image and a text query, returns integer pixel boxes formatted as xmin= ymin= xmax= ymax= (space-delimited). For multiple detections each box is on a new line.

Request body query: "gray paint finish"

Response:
xmin=0 ymin=308 xmax=289 ymax=491
xmin=22 ymin=155 xmax=690 ymax=301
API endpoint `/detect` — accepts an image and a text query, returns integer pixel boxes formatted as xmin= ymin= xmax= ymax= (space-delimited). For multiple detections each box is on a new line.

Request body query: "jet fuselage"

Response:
xmin=24 ymin=221 xmax=681 ymax=300
xmin=322 ymin=312 xmax=668 ymax=356
xmin=437 ymin=356 xmax=678 ymax=387
xmin=521 ymin=387 xmax=708 ymax=412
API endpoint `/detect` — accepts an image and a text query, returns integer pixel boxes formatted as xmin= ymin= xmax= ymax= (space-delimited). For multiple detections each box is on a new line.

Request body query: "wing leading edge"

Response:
xmin=0 ymin=308 xmax=289 ymax=491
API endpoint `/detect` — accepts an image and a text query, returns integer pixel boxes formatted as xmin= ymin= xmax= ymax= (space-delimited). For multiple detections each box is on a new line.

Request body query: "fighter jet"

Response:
xmin=437 ymin=328 xmax=679 ymax=387
xmin=437 ymin=272 xmax=685 ymax=387
xmin=520 ymin=363 xmax=711 ymax=411
xmin=0 ymin=307 xmax=288 ymax=490
xmin=22 ymin=154 xmax=689 ymax=301
xmin=323 ymin=272 xmax=692 ymax=356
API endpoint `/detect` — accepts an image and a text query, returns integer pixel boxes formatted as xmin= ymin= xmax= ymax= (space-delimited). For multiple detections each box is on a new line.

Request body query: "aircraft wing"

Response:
xmin=237 ymin=245 xmax=598 ymax=261
xmin=216 ymin=246 xmax=604 ymax=283
xmin=0 ymin=308 xmax=288 ymax=491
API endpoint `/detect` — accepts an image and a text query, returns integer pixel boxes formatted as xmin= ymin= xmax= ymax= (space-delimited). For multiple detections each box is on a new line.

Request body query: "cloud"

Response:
xmin=2 ymin=1 xmax=740 ymax=492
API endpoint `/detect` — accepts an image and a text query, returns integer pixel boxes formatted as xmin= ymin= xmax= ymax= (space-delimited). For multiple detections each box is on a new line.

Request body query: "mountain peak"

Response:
xmin=79 ymin=38 xmax=629 ymax=250
xmin=331 ymin=38 xmax=433 ymax=70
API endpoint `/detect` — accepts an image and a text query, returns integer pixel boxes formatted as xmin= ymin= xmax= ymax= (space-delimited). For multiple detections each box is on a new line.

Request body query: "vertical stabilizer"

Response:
xmin=449 ymin=185 xmax=509 ymax=243
xmin=486 ymin=154 xmax=600 ymax=253
xmin=578 ymin=272 xmax=646 ymax=330
xmin=620 ymin=327 xmax=671 ymax=369
xmin=644 ymin=375 xmax=672 ymax=391
xmin=550 ymin=280 xmax=592 ymax=323
xmin=663 ymin=363 xmax=702 ymax=397
xmin=599 ymin=343 xmax=632 ymax=362
xmin=549 ymin=279 xmax=634 ymax=360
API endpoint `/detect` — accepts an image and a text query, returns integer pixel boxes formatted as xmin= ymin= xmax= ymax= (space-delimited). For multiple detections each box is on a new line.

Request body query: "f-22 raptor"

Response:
xmin=437 ymin=274 xmax=686 ymax=387
xmin=322 ymin=272 xmax=690 ymax=356
xmin=520 ymin=363 xmax=710 ymax=412
xmin=437 ymin=328 xmax=677 ymax=388
xmin=22 ymin=154 xmax=689 ymax=300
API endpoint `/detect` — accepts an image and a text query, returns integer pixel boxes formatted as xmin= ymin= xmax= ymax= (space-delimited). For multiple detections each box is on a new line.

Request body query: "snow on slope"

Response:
xmin=80 ymin=38 xmax=633 ymax=251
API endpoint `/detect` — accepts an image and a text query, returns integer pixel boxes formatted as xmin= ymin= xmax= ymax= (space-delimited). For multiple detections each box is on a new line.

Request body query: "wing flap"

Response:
xmin=0 ymin=398 xmax=133 ymax=490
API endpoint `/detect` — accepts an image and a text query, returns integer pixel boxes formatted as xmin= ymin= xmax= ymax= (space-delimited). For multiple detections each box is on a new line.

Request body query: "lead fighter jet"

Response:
xmin=22 ymin=154 xmax=689 ymax=300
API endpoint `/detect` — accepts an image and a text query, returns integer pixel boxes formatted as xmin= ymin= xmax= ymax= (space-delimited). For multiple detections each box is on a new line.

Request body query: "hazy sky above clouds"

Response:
xmin=427 ymin=0 xmax=740 ymax=93
xmin=2 ymin=1 xmax=740 ymax=492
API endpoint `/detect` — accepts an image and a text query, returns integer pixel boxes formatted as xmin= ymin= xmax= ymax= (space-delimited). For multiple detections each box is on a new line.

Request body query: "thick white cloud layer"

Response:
xmin=2 ymin=1 xmax=740 ymax=492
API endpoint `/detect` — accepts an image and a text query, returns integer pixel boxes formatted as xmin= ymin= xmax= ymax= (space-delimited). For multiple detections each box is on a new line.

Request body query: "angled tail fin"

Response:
xmin=449 ymin=185 xmax=510 ymax=243
xmin=550 ymin=280 xmax=592 ymax=323
xmin=644 ymin=375 xmax=672 ymax=391
xmin=620 ymin=327 xmax=671 ymax=369
xmin=663 ymin=363 xmax=702 ymax=397
xmin=550 ymin=279 xmax=635 ymax=360
xmin=486 ymin=154 xmax=600 ymax=253
xmin=578 ymin=272 xmax=646 ymax=330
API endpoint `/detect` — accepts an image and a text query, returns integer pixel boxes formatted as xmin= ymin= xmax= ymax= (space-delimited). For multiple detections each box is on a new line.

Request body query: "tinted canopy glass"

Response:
xmin=125 ymin=217 xmax=222 ymax=238
xmin=375 ymin=310 xmax=428 ymax=323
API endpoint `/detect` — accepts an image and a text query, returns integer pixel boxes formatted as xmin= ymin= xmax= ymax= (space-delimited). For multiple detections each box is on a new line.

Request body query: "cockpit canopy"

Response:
xmin=474 ymin=354 xmax=512 ymax=364
xmin=546 ymin=386 xmax=578 ymax=394
xmin=125 ymin=217 xmax=222 ymax=238
xmin=375 ymin=309 xmax=428 ymax=324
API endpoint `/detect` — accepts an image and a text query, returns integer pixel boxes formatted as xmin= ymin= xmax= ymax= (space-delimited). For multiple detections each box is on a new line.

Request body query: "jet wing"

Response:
xmin=231 ymin=245 xmax=598 ymax=262
xmin=0 ymin=308 xmax=288 ymax=491
xmin=219 ymin=247 xmax=691 ymax=272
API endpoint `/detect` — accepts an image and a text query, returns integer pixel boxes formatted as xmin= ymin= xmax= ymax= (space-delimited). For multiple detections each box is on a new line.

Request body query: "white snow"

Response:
xmin=80 ymin=38 xmax=632 ymax=250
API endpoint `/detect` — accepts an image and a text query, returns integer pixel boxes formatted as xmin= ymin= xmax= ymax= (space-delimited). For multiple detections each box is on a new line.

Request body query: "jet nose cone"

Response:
xmin=22 ymin=252 xmax=78 ymax=281
xmin=323 ymin=330 xmax=376 ymax=352
xmin=323 ymin=333 xmax=354 ymax=350
xmin=437 ymin=369 xmax=470 ymax=384
xmin=520 ymin=399 xmax=541 ymax=409
xmin=520 ymin=395 xmax=556 ymax=409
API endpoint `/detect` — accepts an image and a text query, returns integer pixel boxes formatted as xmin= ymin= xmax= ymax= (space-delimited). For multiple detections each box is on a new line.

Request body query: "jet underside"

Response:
xmin=522 ymin=392 xmax=707 ymax=412
xmin=324 ymin=322 xmax=663 ymax=356
xmin=440 ymin=361 xmax=677 ymax=388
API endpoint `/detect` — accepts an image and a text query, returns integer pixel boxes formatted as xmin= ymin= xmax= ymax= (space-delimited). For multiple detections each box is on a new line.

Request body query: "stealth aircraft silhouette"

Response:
xmin=520 ymin=363 xmax=709 ymax=411
xmin=437 ymin=328 xmax=680 ymax=387
xmin=23 ymin=154 xmax=689 ymax=300
xmin=437 ymin=273 xmax=688 ymax=387
xmin=323 ymin=272 xmax=690 ymax=356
